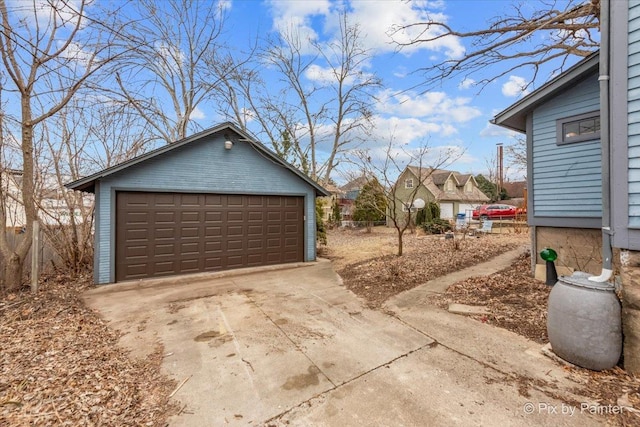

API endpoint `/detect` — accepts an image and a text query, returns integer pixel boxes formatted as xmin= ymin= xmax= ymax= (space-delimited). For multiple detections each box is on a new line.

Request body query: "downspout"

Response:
xmin=590 ymin=0 xmax=613 ymax=283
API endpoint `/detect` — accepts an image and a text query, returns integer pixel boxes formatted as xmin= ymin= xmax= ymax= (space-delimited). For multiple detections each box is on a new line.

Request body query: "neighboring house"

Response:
xmin=492 ymin=0 xmax=640 ymax=374
xmin=318 ymin=183 xmax=343 ymax=222
xmin=337 ymin=176 xmax=369 ymax=223
xmin=2 ymin=169 xmax=90 ymax=230
xmin=392 ymin=166 xmax=490 ymax=221
xmin=66 ymin=122 xmax=329 ymax=285
xmin=501 ymin=180 xmax=527 ymax=210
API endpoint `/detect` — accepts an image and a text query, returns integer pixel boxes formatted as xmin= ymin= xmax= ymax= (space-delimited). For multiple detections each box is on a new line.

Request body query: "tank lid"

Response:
xmin=558 ymin=271 xmax=615 ymax=291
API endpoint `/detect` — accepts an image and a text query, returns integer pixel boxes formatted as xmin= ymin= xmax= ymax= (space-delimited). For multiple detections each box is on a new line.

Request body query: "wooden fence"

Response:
xmin=0 ymin=226 xmax=61 ymax=283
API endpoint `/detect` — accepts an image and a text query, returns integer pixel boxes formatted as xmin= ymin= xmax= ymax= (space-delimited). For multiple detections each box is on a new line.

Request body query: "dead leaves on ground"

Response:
xmin=0 ymin=273 xmax=177 ymax=426
xmin=334 ymin=231 xmax=639 ymax=426
xmin=339 ymin=234 xmax=522 ymax=308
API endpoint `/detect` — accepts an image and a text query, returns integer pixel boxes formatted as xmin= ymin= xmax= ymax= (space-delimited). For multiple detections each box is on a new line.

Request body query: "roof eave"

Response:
xmin=65 ymin=122 xmax=330 ymax=197
xmin=492 ymin=52 xmax=599 ymax=133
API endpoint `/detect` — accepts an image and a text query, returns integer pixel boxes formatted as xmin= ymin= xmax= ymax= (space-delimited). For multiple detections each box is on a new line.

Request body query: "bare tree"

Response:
xmin=213 ymin=12 xmax=381 ymax=185
xmin=0 ymin=0 xmax=123 ymax=291
xmin=390 ymin=0 xmax=600 ymax=91
xmin=207 ymin=49 xmax=311 ymax=172
xmin=35 ymin=96 xmax=152 ymax=273
xmin=505 ymin=135 xmax=527 ymax=170
xmin=357 ymin=136 xmax=459 ymax=256
xmin=113 ymin=0 xmax=228 ymax=144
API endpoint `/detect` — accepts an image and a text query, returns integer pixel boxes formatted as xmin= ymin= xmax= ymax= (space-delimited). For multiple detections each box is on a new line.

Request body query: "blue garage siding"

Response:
xmin=94 ymin=134 xmax=317 ymax=284
xmin=629 ymin=1 xmax=640 ymax=227
xmin=532 ymin=76 xmax=602 ymax=218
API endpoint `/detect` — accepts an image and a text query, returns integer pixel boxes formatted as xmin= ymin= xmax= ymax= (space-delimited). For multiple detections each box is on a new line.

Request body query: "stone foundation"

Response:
xmin=620 ymin=250 xmax=640 ymax=374
xmin=535 ymin=227 xmax=603 ymax=275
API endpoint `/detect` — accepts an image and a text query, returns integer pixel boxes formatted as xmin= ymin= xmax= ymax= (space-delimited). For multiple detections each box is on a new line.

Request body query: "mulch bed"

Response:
xmin=0 ymin=274 xmax=178 ymax=426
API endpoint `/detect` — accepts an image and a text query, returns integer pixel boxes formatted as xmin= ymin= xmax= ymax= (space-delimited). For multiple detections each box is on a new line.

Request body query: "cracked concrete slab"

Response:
xmin=85 ymin=255 xmax=603 ymax=427
xmin=84 ymin=260 xmax=432 ymax=426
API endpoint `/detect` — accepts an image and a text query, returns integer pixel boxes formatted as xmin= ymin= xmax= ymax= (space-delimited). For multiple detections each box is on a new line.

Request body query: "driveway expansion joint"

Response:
xmin=264 ymin=340 xmax=437 ymax=425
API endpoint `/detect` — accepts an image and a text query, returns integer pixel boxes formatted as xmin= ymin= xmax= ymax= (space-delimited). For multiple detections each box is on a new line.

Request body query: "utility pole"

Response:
xmin=496 ymin=143 xmax=504 ymax=200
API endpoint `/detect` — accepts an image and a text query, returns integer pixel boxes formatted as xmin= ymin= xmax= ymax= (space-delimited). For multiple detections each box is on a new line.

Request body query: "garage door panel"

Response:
xmin=180 ymin=259 xmax=200 ymax=272
xmin=116 ymin=192 xmax=304 ymax=282
xmin=204 ymin=194 xmax=223 ymax=206
xmin=228 ymin=195 xmax=243 ymax=206
xmin=181 ymin=227 xmax=200 ymax=238
xmin=205 ymin=226 xmax=221 ymax=237
xmin=155 ymin=228 xmax=175 ymax=239
xmin=180 ymin=211 xmax=200 ymax=222
xmin=248 ymin=212 xmax=264 ymax=222
xmin=154 ymin=261 xmax=177 ymax=274
xmin=228 ymin=211 xmax=244 ymax=222
xmin=124 ymin=212 xmax=149 ymax=224
xmin=267 ymin=225 xmax=281 ymax=235
xmin=180 ymin=242 xmax=200 ymax=254
xmin=285 ymin=237 xmax=299 ymax=247
xmin=227 ymin=226 xmax=243 ymax=236
xmin=227 ymin=255 xmax=244 ymax=268
xmin=248 ymin=196 xmax=264 ymax=207
xmin=154 ymin=243 xmax=175 ymax=255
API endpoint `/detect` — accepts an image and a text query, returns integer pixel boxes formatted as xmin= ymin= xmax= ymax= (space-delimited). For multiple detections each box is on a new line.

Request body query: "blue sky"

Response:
xmin=200 ymin=0 xmax=587 ymax=183
xmin=5 ymin=0 xmax=586 ymax=184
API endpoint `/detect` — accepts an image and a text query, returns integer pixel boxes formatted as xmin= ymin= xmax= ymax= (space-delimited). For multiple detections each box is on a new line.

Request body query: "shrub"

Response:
xmin=416 ymin=201 xmax=441 ymax=226
xmin=421 ymin=218 xmax=452 ymax=234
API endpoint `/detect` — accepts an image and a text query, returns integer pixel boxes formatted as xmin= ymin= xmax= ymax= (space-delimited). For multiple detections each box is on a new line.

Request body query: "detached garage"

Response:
xmin=67 ymin=122 xmax=329 ymax=284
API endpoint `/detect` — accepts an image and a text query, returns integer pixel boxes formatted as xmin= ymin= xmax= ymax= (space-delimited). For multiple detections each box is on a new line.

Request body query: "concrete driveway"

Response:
xmin=84 ymin=259 xmax=603 ymax=426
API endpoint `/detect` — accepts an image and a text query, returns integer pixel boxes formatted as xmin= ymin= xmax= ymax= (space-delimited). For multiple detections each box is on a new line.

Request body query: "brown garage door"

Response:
xmin=115 ymin=192 xmax=304 ymax=282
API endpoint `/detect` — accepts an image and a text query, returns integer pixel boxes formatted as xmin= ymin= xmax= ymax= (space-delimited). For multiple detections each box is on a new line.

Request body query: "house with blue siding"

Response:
xmin=67 ymin=122 xmax=329 ymax=285
xmin=493 ymin=0 xmax=640 ymax=374
xmin=493 ymin=53 xmax=604 ymax=274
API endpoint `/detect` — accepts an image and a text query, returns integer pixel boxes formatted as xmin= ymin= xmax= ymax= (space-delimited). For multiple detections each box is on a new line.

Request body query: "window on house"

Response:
xmin=405 ymin=179 xmax=414 ymax=189
xmin=446 ymin=180 xmax=455 ymax=192
xmin=556 ymin=111 xmax=600 ymax=145
xmin=465 ymin=181 xmax=473 ymax=193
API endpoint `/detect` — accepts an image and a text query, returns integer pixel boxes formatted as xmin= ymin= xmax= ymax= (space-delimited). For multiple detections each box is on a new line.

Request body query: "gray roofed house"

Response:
xmin=393 ymin=166 xmax=490 ymax=221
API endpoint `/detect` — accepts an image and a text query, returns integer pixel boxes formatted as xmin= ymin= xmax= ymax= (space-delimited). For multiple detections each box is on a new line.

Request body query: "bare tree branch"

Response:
xmin=389 ymin=0 xmax=600 ymax=92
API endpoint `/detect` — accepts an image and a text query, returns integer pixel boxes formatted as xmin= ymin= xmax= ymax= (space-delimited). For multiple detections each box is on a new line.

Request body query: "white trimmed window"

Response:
xmin=465 ymin=181 xmax=473 ymax=193
xmin=405 ymin=178 xmax=414 ymax=189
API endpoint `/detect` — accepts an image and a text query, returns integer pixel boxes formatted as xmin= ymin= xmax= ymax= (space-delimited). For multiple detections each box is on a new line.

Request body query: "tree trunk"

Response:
xmin=397 ymin=230 xmax=403 ymax=256
xmin=3 ymin=253 xmax=24 ymax=292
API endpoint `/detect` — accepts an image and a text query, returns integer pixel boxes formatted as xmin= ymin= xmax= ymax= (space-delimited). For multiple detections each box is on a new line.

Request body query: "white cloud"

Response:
xmin=190 ymin=106 xmax=206 ymax=120
xmin=267 ymin=0 xmax=331 ymax=52
xmin=458 ymin=78 xmax=475 ymax=90
xmin=501 ymin=75 xmax=530 ymax=98
xmin=479 ymin=122 xmax=520 ymax=138
xmin=304 ymin=64 xmax=338 ymax=84
xmin=155 ymin=42 xmax=186 ymax=75
xmin=376 ymin=89 xmax=482 ymax=124
xmin=267 ymin=0 xmax=464 ymax=59
xmin=58 ymin=41 xmax=96 ymax=69
xmin=13 ymin=0 xmax=85 ymax=29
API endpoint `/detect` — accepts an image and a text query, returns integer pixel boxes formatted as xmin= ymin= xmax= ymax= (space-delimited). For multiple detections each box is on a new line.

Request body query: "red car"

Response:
xmin=472 ymin=204 xmax=517 ymax=220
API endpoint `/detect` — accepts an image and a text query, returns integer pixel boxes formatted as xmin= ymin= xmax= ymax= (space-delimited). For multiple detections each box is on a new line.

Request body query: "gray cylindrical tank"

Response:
xmin=547 ymin=271 xmax=622 ymax=371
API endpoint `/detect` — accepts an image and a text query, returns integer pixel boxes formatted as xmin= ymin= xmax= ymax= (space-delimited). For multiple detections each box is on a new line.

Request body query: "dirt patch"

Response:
xmin=0 ymin=274 xmax=178 ymax=426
